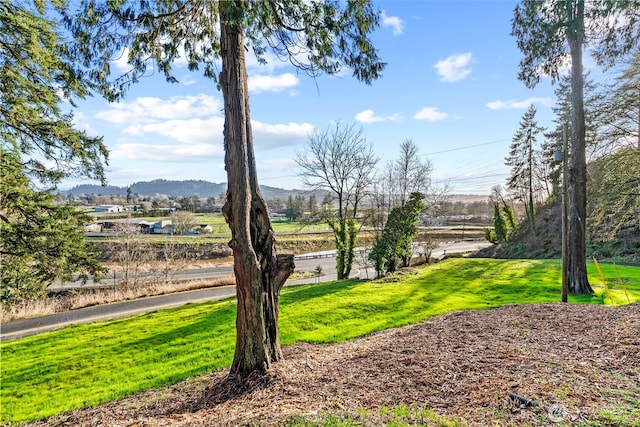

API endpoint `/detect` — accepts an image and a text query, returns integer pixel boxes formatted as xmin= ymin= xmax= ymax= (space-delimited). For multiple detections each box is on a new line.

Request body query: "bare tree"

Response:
xmin=110 ymin=223 xmax=151 ymax=287
xmin=296 ymin=122 xmax=379 ymax=279
xmin=153 ymin=239 xmax=199 ymax=285
xmin=386 ymin=139 xmax=434 ymax=208
xmin=169 ymin=211 xmax=199 ymax=235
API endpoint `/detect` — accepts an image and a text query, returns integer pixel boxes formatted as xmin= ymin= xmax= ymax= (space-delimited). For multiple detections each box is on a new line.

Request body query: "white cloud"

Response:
xmin=381 ymin=11 xmax=404 ymax=36
xmin=115 ymin=116 xmax=311 ymax=161
xmin=413 ymin=107 xmax=450 ymax=122
xmin=111 ymin=142 xmax=223 ymax=162
xmin=355 ymin=109 xmax=402 ymax=124
xmin=486 ymin=97 xmax=553 ymax=110
xmin=96 ymin=92 xmax=312 ymax=164
xmin=355 ymin=109 xmax=385 ymax=123
xmin=433 ymin=53 xmax=473 ymax=82
xmin=258 ymin=158 xmax=298 ymax=174
xmin=252 ymin=121 xmax=315 ymax=149
xmin=246 ymin=49 xmax=290 ymax=73
xmin=124 ymin=116 xmax=225 ymax=144
xmin=95 ymin=94 xmax=222 ymax=124
xmin=248 ymin=73 xmax=300 ymax=93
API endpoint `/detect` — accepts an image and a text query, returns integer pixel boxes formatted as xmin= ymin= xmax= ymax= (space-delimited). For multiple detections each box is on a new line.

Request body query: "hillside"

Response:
xmin=64 ymin=179 xmax=323 ymax=199
xmin=478 ymin=148 xmax=640 ymax=262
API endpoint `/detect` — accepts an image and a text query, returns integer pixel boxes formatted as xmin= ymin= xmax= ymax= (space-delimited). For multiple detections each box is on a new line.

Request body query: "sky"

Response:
xmin=65 ymin=0 xmax=607 ymax=195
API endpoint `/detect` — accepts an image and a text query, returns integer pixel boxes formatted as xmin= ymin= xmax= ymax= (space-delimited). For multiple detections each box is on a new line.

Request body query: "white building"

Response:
xmin=94 ymin=205 xmax=125 ymax=213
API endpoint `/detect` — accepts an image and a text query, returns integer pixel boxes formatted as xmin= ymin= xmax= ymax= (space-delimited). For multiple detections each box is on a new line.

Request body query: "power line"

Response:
xmin=423 ymin=139 xmax=509 ymax=156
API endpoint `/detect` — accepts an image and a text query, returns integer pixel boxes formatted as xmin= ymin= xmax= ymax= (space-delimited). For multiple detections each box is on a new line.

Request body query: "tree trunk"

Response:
xmin=566 ymin=0 xmax=593 ymax=295
xmin=219 ymin=1 xmax=295 ymax=377
xmin=527 ymin=130 xmax=536 ymax=233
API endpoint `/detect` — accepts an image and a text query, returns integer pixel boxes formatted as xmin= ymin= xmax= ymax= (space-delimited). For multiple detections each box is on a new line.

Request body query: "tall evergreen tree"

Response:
xmin=64 ymin=0 xmax=384 ymax=376
xmin=505 ymin=104 xmax=545 ymax=233
xmin=512 ymin=0 xmax=639 ymax=295
xmin=0 ymin=2 xmax=108 ymax=302
xmin=542 ymin=73 xmax=601 ymax=199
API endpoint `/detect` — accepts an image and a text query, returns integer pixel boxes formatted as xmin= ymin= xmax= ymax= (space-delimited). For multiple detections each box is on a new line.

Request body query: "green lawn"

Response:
xmin=1 ymin=258 xmax=638 ymax=424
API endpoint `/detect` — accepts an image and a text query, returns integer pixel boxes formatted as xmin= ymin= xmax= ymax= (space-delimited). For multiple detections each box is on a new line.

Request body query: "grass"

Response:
xmin=282 ymin=404 xmax=472 ymax=426
xmin=1 ymin=258 xmax=639 ymax=424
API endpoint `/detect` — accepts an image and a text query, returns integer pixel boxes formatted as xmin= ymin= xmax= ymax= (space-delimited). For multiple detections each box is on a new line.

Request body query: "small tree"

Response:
xmin=369 ymin=192 xmax=425 ymax=276
xmin=285 ymin=195 xmax=305 ymax=221
xmin=109 ymin=223 xmax=151 ymax=287
xmin=296 ymin=122 xmax=379 ymax=280
xmin=484 ymin=186 xmax=516 ymax=244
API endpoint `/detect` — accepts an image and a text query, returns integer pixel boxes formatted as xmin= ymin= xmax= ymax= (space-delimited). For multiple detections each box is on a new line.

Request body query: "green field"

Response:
xmin=1 ymin=258 xmax=638 ymax=424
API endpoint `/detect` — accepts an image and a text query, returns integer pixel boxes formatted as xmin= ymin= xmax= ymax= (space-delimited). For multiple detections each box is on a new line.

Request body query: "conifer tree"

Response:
xmin=505 ymin=104 xmax=545 ymax=233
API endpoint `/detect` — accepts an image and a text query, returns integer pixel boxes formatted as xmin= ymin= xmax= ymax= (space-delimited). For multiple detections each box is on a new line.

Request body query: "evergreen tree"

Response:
xmin=0 ymin=148 xmax=104 ymax=304
xmin=1 ymin=2 xmax=107 ymax=184
xmin=0 ymin=2 xmax=108 ymax=303
xmin=543 ymin=73 xmax=602 ymax=200
xmin=512 ymin=0 xmax=639 ymax=295
xmin=505 ymin=104 xmax=545 ymax=233
xmin=598 ymin=49 xmax=640 ymax=152
xmin=369 ymin=192 xmax=424 ymax=276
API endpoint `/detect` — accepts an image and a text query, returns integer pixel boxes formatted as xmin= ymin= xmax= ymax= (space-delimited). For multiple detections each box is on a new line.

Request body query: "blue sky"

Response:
xmin=67 ymin=0 xmax=591 ymax=195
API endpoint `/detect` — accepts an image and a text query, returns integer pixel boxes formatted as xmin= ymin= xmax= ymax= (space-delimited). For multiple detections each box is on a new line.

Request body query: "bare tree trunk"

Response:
xmin=219 ymin=1 xmax=294 ymax=377
xmin=567 ymin=0 xmax=593 ymax=295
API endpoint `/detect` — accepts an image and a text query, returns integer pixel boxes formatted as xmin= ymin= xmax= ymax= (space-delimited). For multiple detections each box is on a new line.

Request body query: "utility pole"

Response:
xmin=562 ymin=123 xmax=569 ymax=303
xmin=555 ymin=124 xmax=569 ymax=302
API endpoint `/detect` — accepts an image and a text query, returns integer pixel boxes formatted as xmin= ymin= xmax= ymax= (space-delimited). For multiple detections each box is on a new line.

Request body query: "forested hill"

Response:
xmin=64 ymin=179 xmax=310 ymax=199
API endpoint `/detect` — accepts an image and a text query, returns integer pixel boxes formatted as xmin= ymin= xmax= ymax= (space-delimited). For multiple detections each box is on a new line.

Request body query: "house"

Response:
xmin=151 ymin=220 xmax=174 ymax=234
xmin=94 ymin=204 xmax=125 ymax=213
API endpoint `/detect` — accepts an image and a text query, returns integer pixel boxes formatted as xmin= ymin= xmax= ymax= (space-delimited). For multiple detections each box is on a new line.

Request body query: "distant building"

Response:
xmin=198 ymin=224 xmax=213 ymax=234
xmin=94 ymin=205 xmax=125 ymax=213
xmin=151 ymin=220 xmax=174 ymax=234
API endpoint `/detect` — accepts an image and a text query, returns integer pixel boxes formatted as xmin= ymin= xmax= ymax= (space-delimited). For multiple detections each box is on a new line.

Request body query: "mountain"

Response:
xmin=64 ymin=179 xmax=324 ymax=200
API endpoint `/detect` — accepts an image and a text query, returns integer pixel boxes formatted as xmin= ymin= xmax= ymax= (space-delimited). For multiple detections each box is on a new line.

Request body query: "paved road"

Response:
xmin=1 ymin=240 xmax=490 ymax=341
xmin=52 ymin=256 xmax=337 ymax=289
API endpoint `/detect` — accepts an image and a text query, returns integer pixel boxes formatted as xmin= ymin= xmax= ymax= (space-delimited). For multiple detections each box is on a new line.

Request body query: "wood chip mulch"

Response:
xmin=27 ymin=303 xmax=640 ymax=426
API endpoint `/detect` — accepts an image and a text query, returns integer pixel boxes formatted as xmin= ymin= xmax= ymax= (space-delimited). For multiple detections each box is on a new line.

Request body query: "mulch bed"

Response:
xmin=26 ymin=303 xmax=640 ymax=426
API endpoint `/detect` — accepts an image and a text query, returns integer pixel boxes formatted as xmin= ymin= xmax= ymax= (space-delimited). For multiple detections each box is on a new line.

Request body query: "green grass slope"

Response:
xmin=2 ymin=258 xmax=639 ymax=424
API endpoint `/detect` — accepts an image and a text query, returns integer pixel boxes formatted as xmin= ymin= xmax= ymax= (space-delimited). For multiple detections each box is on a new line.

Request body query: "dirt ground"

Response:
xmin=26 ymin=303 xmax=639 ymax=426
